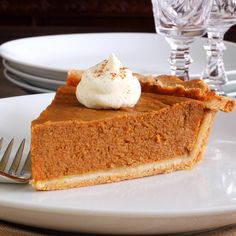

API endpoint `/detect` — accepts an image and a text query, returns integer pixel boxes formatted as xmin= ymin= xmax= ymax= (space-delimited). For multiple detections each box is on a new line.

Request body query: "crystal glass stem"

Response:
xmin=202 ymin=28 xmax=229 ymax=94
xmin=166 ymin=37 xmax=194 ymax=81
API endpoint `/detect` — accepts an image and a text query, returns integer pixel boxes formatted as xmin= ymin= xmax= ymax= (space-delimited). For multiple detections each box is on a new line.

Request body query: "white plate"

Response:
xmin=3 ymin=60 xmax=65 ymax=90
xmin=3 ymin=70 xmax=53 ymax=93
xmin=5 ymin=59 xmax=67 ymax=81
xmin=227 ymin=91 xmax=236 ymax=97
xmin=0 ymin=94 xmax=236 ymax=234
xmin=1 ymin=33 xmax=236 ymax=80
xmin=223 ymin=80 xmax=236 ymax=97
xmin=4 ymin=58 xmax=236 ymax=95
xmin=4 ymin=59 xmax=236 ymax=95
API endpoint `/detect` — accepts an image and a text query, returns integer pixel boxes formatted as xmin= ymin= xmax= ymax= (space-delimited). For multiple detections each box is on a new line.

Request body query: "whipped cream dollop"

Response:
xmin=76 ymin=54 xmax=141 ymax=109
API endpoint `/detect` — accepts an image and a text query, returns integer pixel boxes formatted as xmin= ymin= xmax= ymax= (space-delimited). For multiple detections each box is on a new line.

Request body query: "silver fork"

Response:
xmin=0 ymin=137 xmax=31 ymax=183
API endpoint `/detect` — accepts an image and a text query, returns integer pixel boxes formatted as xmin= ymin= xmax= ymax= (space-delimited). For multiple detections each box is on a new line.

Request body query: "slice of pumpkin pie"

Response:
xmin=30 ymin=54 xmax=235 ymax=190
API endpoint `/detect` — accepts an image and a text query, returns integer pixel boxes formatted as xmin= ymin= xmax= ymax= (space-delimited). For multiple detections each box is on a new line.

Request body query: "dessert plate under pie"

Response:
xmin=0 ymin=93 xmax=235 ymax=234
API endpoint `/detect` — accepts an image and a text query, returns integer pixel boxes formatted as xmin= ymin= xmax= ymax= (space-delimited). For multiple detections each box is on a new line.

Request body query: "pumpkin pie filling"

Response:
xmin=31 ymin=85 xmax=206 ymax=182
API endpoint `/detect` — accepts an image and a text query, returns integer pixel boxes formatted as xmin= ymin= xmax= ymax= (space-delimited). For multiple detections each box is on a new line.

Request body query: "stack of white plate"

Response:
xmin=0 ymin=33 xmax=236 ymax=96
xmin=2 ymin=60 xmax=65 ymax=92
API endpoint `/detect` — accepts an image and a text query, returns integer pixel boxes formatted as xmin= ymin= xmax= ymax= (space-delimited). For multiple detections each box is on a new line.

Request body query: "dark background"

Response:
xmin=0 ymin=0 xmax=236 ymax=44
xmin=0 ymin=0 xmax=236 ymax=98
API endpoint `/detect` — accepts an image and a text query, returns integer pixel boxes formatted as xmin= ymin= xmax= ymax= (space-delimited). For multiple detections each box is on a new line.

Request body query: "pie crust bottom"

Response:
xmin=31 ymin=111 xmax=215 ymax=191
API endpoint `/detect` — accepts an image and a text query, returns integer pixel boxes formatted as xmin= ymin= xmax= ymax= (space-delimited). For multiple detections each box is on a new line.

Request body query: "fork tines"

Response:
xmin=0 ymin=137 xmax=31 ymax=183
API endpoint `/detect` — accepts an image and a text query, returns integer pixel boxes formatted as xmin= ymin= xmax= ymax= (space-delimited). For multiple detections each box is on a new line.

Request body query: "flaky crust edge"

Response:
xmin=66 ymin=70 xmax=235 ymax=113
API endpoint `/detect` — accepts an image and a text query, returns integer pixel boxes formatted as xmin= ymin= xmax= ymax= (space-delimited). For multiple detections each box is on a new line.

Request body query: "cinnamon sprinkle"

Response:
xmin=111 ymin=73 xmax=117 ymax=79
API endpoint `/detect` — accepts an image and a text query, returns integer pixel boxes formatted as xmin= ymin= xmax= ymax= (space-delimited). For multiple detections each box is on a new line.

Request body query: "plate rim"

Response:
xmin=3 ymin=60 xmax=65 ymax=85
xmin=3 ymin=69 xmax=53 ymax=93
xmin=0 ymin=193 xmax=236 ymax=218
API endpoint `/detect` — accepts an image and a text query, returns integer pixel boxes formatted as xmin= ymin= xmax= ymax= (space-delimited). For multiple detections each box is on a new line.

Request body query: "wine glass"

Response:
xmin=151 ymin=0 xmax=213 ymax=81
xmin=201 ymin=0 xmax=236 ymax=95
